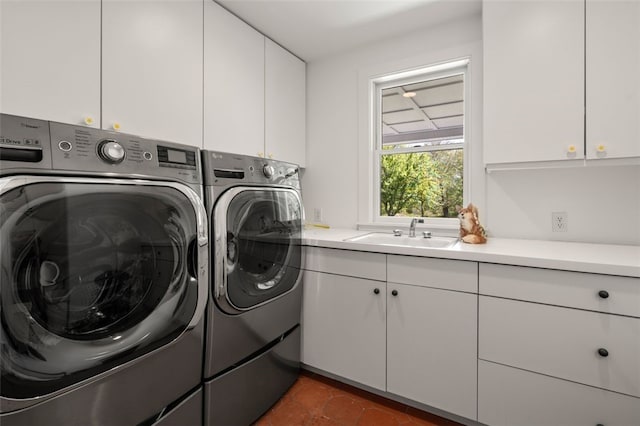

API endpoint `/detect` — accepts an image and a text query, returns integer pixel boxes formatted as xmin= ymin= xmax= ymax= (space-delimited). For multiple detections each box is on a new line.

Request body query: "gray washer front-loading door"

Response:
xmin=213 ymin=187 xmax=302 ymax=313
xmin=0 ymin=177 xmax=201 ymax=403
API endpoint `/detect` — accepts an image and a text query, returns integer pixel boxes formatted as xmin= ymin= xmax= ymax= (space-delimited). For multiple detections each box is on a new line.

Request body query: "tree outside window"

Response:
xmin=377 ymin=68 xmax=465 ymax=219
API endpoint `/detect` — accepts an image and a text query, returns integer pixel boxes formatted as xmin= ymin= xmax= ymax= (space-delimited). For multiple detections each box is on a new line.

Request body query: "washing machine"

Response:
xmin=202 ymin=150 xmax=303 ymax=426
xmin=0 ymin=113 xmax=208 ymax=426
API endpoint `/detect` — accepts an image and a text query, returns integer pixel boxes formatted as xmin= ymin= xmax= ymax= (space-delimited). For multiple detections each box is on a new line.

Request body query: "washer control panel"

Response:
xmin=49 ymin=122 xmax=201 ymax=183
xmin=0 ymin=113 xmax=201 ymax=184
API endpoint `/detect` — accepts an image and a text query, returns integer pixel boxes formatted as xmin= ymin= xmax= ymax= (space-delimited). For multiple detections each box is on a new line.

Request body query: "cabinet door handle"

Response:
xmin=373 ymin=288 xmax=380 ymax=295
xmin=391 ymin=290 xmax=398 ymax=296
xmin=597 ymin=348 xmax=609 ymax=357
xmin=598 ymin=290 xmax=609 ymax=299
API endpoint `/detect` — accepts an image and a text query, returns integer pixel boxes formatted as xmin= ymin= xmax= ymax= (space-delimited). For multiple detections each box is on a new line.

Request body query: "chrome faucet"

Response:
xmin=409 ymin=218 xmax=424 ymax=237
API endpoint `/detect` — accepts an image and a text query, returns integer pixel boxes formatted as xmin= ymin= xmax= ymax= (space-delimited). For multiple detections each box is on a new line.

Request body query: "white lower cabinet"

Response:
xmin=479 ymin=360 xmax=640 ymax=426
xmin=387 ymin=283 xmax=477 ymax=420
xmin=302 ymin=248 xmax=478 ymax=421
xmin=479 ymin=263 xmax=640 ymax=425
xmin=302 ymin=270 xmax=386 ymax=390
xmin=302 ymin=249 xmax=640 ymax=424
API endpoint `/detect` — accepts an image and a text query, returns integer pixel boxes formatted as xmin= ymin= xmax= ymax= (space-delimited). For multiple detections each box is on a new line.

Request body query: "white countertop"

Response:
xmin=303 ymin=228 xmax=640 ymax=278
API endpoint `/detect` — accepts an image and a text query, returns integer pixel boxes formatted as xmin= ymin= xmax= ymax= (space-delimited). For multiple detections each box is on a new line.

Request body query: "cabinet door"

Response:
xmin=387 ymin=283 xmax=477 ymax=420
xmin=586 ymin=0 xmax=640 ymax=160
xmin=204 ymin=1 xmax=264 ymax=155
xmin=0 ymin=0 xmax=100 ymax=125
xmin=483 ymin=0 xmax=584 ymax=164
xmin=265 ymin=39 xmax=306 ymax=166
xmin=102 ymin=0 xmax=203 ymax=146
xmin=302 ymin=271 xmax=386 ymax=391
xmin=479 ymin=360 xmax=640 ymax=426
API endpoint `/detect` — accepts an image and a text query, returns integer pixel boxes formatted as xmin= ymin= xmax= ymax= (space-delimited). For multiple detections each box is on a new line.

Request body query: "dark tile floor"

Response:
xmin=254 ymin=370 xmax=463 ymax=426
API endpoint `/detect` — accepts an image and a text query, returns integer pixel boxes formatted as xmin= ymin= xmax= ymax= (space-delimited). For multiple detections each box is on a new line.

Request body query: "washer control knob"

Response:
xmin=98 ymin=140 xmax=125 ymax=164
xmin=263 ymin=164 xmax=275 ymax=178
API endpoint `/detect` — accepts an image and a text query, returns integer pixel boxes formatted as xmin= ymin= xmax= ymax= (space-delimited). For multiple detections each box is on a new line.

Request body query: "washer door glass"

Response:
xmin=0 ymin=181 xmax=199 ymax=399
xmin=223 ymin=188 xmax=302 ymax=310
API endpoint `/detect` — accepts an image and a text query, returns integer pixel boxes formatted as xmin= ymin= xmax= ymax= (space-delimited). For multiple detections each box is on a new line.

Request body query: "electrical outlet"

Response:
xmin=313 ymin=207 xmax=323 ymax=223
xmin=552 ymin=211 xmax=568 ymax=232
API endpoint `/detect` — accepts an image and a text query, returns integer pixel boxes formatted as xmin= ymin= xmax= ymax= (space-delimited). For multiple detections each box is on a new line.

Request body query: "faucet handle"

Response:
xmin=393 ymin=229 xmax=403 ymax=236
xmin=423 ymin=231 xmax=432 ymax=239
xmin=417 ymin=219 xmax=424 ymax=224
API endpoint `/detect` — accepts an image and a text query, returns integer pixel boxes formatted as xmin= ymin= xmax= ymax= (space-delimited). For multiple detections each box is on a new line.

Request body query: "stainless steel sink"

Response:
xmin=345 ymin=232 xmax=459 ymax=249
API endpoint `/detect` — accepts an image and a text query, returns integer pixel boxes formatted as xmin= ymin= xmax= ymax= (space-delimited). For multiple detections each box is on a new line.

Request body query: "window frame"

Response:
xmin=369 ymin=59 xmax=471 ymax=229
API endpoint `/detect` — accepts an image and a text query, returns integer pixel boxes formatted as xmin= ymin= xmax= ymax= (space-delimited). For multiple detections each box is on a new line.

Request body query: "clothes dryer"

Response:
xmin=0 ymin=114 xmax=208 ymax=425
xmin=202 ymin=150 xmax=303 ymax=426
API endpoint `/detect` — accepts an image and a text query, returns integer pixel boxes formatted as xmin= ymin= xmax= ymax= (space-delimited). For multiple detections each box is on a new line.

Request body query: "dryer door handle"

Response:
xmin=187 ymin=238 xmax=198 ymax=280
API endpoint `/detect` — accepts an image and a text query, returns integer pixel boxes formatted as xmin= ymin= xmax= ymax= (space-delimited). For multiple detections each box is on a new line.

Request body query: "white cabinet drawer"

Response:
xmin=304 ymin=247 xmax=386 ymax=281
xmin=479 ymin=263 xmax=640 ymax=317
xmin=479 ymin=296 xmax=640 ymax=397
xmin=479 ymin=360 xmax=640 ymax=426
xmin=387 ymin=255 xmax=477 ymax=293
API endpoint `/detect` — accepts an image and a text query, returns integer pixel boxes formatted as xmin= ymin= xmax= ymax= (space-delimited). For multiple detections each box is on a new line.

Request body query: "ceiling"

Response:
xmin=216 ymin=0 xmax=482 ymax=62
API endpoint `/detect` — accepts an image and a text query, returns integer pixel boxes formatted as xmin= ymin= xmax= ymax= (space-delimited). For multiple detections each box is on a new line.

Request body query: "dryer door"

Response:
xmin=0 ymin=177 xmax=206 ymax=402
xmin=213 ymin=187 xmax=302 ymax=313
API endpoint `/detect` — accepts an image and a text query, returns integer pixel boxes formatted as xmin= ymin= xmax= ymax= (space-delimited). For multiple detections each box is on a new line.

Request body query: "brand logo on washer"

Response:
xmin=211 ymin=152 xmax=223 ymax=159
xmin=0 ymin=136 xmax=22 ymax=145
xmin=20 ymin=122 xmax=40 ymax=129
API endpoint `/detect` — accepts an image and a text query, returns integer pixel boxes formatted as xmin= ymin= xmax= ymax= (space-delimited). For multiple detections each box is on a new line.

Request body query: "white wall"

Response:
xmin=486 ymin=165 xmax=640 ymax=245
xmin=303 ymin=14 xmax=483 ymax=229
xmin=303 ymin=12 xmax=640 ymax=246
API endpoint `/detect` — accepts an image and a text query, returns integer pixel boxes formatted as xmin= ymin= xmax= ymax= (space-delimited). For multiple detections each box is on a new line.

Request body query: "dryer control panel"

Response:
xmin=0 ymin=113 xmax=201 ymax=185
xmin=201 ymin=150 xmax=300 ymax=190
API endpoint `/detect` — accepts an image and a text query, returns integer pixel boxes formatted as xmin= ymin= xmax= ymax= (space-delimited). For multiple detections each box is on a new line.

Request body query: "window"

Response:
xmin=373 ymin=60 xmax=468 ymax=224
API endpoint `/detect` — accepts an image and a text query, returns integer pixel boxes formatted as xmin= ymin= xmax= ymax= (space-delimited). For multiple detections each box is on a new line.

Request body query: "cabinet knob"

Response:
xmin=391 ymin=290 xmax=398 ymax=297
xmin=268 ymin=153 xmax=273 ymax=159
xmin=598 ymin=290 xmax=609 ymax=299
xmin=567 ymin=144 xmax=576 ymax=153
xmin=83 ymin=116 xmax=95 ymax=126
xmin=258 ymin=152 xmax=264 ymax=158
xmin=597 ymin=348 xmax=609 ymax=358
xmin=596 ymin=144 xmax=606 ymax=153
xmin=112 ymin=122 xmax=121 ymax=131
xmin=373 ymin=288 xmax=380 ymax=295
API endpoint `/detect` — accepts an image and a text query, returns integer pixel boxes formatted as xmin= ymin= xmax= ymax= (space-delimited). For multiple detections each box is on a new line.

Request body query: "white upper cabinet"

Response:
xmin=102 ymin=0 xmax=203 ymax=147
xmin=204 ymin=1 xmax=265 ymax=155
xmin=203 ymin=3 xmax=306 ymax=165
xmin=586 ymin=0 xmax=640 ymax=160
xmin=265 ymin=39 xmax=306 ymax=167
xmin=0 ymin=0 xmax=100 ymax=126
xmin=483 ymin=0 xmax=585 ymax=164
